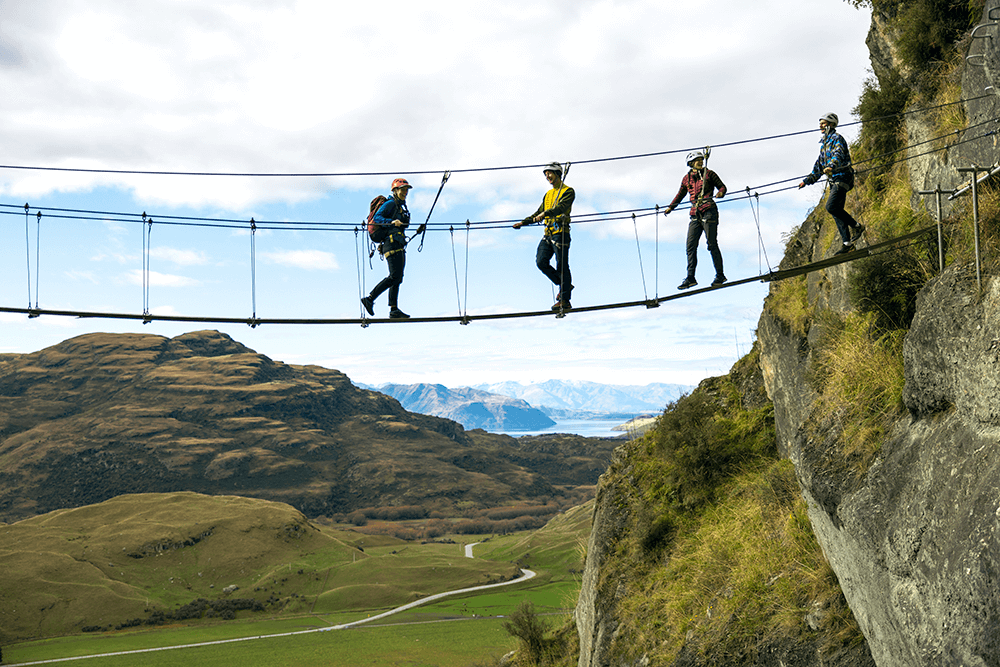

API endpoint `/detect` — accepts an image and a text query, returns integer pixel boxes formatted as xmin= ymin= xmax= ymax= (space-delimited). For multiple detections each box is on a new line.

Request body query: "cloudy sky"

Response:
xmin=0 ymin=0 xmax=872 ymax=389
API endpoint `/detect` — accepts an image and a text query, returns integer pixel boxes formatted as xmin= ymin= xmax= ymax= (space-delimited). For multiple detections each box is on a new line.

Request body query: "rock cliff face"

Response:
xmin=761 ymin=267 xmax=1000 ymax=667
xmin=577 ymin=3 xmax=1000 ymax=666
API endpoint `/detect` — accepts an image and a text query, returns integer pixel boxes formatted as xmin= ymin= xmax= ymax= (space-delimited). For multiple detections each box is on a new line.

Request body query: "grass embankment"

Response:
xmin=585 ymin=353 xmax=863 ymax=665
xmin=2 ymin=493 xmax=591 ymax=667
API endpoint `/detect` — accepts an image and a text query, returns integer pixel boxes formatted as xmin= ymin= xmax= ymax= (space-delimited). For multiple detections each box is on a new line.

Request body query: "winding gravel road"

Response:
xmin=8 ymin=543 xmax=535 ymax=666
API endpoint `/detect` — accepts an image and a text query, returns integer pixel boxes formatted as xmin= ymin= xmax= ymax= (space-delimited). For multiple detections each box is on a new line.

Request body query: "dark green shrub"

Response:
xmin=503 ymin=600 xmax=552 ymax=665
xmin=852 ymin=70 xmax=909 ymax=182
xmin=650 ymin=390 xmax=775 ymax=511
xmin=895 ymin=0 xmax=976 ymax=74
xmin=849 ymin=248 xmax=927 ymax=330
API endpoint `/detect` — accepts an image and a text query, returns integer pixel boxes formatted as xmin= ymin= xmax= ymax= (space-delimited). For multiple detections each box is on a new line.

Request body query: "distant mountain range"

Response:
xmin=368 ymin=380 xmax=693 ymax=431
xmin=373 ymin=383 xmax=555 ymax=431
xmin=473 ymin=380 xmax=692 ymax=414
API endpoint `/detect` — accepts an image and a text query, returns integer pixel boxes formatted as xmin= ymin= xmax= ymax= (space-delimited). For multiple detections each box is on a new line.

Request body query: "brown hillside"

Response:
xmin=0 ymin=330 xmax=616 ymax=522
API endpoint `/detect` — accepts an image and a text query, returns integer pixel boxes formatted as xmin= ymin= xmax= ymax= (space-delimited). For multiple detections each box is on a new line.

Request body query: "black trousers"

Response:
xmin=536 ymin=232 xmax=572 ymax=299
xmin=826 ymin=182 xmax=861 ymax=243
xmin=370 ymin=249 xmax=405 ymax=308
xmin=685 ymin=211 xmax=724 ymax=279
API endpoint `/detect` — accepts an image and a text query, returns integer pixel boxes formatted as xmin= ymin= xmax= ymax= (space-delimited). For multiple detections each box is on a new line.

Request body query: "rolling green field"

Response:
xmin=2 ymin=495 xmax=591 ymax=666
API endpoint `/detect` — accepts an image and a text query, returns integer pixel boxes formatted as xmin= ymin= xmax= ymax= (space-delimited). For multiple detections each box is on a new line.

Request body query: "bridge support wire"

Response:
xmin=746 ymin=187 xmax=773 ymax=275
xmin=631 ymin=213 xmax=648 ymax=301
xmin=249 ymin=218 xmax=260 ymax=328
xmin=354 ymin=227 xmax=370 ymax=327
xmin=142 ymin=214 xmax=153 ymax=323
xmin=23 ymin=204 xmax=32 ymax=313
xmin=0 ymin=223 xmax=940 ymax=327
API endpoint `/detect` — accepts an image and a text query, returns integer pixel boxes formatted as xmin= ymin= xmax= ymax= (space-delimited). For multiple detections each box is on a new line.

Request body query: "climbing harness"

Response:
xmin=694 ymin=146 xmax=712 ymax=211
xmin=555 ymin=162 xmax=571 ymax=318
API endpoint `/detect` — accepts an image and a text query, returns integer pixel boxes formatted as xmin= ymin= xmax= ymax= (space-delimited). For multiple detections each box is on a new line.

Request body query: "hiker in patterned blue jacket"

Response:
xmin=361 ymin=178 xmax=413 ymax=319
xmin=799 ymin=112 xmax=865 ymax=255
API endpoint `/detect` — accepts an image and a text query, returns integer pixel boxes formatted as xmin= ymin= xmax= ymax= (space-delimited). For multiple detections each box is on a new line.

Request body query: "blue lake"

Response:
xmin=490 ymin=419 xmax=631 ymax=439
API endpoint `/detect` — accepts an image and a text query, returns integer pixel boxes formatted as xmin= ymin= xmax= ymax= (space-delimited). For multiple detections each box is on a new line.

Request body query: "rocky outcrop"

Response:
xmin=0 ymin=330 xmax=615 ymax=522
xmin=575 ymin=448 xmax=633 ymax=667
xmin=759 ymin=257 xmax=1000 ymax=667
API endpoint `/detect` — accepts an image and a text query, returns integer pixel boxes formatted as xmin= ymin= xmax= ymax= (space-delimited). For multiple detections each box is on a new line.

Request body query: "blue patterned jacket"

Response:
xmin=803 ymin=131 xmax=854 ymax=188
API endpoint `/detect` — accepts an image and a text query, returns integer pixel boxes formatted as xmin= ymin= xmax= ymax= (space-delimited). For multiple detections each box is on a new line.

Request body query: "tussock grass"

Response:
xmin=808 ymin=312 xmax=906 ymax=471
xmin=928 ymin=53 xmax=967 ymax=151
xmin=613 ymin=461 xmax=859 ymax=665
xmin=584 ymin=370 xmax=862 ymax=665
xmin=767 ymin=275 xmax=811 ymax=336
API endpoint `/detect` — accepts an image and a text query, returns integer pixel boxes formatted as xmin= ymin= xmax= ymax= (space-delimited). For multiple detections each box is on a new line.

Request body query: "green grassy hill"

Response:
xmin=0 ymin=491 xmax=592 ymax=662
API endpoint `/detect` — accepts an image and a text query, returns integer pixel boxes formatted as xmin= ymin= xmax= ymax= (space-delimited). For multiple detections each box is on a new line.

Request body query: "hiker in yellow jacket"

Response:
xmin=514 ymin=162 xmax=575 ymax=311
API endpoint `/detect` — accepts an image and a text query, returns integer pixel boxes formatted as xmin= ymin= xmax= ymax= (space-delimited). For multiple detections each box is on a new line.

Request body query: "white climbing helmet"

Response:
xmin=820 ymin=112 xmax=839 ymax=127
xmin=686 ymin=150 xmax=707 ymax=166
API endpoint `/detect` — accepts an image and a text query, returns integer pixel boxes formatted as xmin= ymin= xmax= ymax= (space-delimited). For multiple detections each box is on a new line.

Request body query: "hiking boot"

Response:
xmin=360 ymin=296 xmax=375 ymax=317
xmin=677 ymin=277 xmax=697 ymax=290
xmin=834 ymin=243 xmax=854 ymax=256
xmin=711 ymin=275 xmax=727 ymax=287
xmin=389 ymin=308 xmax=410 ymax=319
xmin=552 ymin=300 xmax=571 ymax=311
xmin=850 ymin=224 xmax=866 ymax=243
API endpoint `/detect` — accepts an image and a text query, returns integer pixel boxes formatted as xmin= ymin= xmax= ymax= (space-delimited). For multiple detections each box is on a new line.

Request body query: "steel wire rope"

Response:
xmin=2 ymin=109 xmax=996 ymax=250
xmin=631 ymin=213 xmax=648 ymax=300
xmin=354 ymin=228 xmax=370 ymax=326
xmin=449 ymin=225 xmax=464 ymax=319
xmin=655 ymin=204 xmax=660 ymax=299
xmin=1 ymin=94 xmax=990 ymax=180
xmin=23 ymin=204 xmax=31 ymax=310
xmin=0 ymin=222 xmax=942 ymax=326
xmin=142 ymin=214 xmax=153 ymax=320
xmin=33 ymin=210 xmax=41 ymax=311
xmin=745 ymin=187 xmax=773 ymax=275
xmin=462 ymin=219 xmax=471 ymax=324
xmin=249 ymin=218 xmax=259 ymax=327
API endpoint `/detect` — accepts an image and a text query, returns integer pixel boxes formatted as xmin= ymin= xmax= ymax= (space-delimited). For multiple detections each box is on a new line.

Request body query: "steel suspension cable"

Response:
xmin=0 ymin=93 xmax=988 ymax=179
xmin=3 ymin=111 xmax=997 ymax=240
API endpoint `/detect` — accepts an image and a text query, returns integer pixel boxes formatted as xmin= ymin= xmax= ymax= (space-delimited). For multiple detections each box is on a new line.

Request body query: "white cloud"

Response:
xmin=124 ymin=269 xmax=200 ymax=288
xmin=0 ymin=0 xmax=874 ymax=389
xmin=259 ymin=249 xmax=338 ymax=271
xmin=150 ymin=247 xmax=210 ymax=266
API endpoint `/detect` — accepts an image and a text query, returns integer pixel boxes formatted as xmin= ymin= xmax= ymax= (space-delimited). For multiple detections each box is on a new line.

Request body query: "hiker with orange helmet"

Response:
xmin=361 ymin=178 xmax=413 ymax=319
xmin=514 ymin=162 xmax=575 ymax=311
